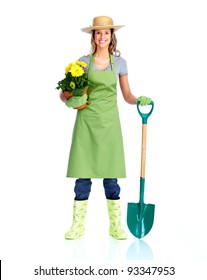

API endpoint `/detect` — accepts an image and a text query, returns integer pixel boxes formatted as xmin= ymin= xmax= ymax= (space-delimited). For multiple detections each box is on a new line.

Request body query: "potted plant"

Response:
xmin=56 ymin=60 xmax=93 ymax=100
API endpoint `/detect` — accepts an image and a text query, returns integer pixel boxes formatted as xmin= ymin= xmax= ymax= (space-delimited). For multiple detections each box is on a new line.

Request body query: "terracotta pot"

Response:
xmin=63 ymin=91 xmax=73 ymax=100
xmin=81 ymin=88 xmax=88 ymax=95
xmin=74 ymin=103 xmax=87 ymax=110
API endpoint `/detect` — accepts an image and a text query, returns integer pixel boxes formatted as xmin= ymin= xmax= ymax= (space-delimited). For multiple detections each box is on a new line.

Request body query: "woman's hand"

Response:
xmin=137 ymin=96 xmax=151 ymax=106
xmin=65 ymin=94 xmax=88 ymax=108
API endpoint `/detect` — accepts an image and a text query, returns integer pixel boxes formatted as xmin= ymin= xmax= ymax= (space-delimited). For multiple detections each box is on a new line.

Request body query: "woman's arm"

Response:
xmin=119 ymin=74 xmax=137 ymax=104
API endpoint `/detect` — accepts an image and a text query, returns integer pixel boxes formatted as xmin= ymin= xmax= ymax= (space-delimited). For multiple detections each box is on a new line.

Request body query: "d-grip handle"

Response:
xmin=137 ymin=101 xmax=154 ymax=124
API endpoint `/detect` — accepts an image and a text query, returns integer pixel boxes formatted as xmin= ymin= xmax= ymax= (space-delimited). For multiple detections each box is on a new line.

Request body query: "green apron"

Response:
xmin=67 ymin=54 xmax=126 ymax=178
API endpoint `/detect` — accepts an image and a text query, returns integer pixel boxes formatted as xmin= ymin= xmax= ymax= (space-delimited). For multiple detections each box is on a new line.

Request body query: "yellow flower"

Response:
xmin=65 ymin=63 xmax=73 ymax=75
xmin=70 ymin=64 xmax=84 ymax=77
xmin=70 ymin=81 xmax=75 ymax=89
xmin=56 ymin=59 xmax=94 ymax=95
xmin=76 ymin=60 xmax=87 ymax=68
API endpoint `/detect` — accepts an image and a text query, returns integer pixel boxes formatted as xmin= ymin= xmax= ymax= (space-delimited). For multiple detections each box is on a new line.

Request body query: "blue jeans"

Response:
xmin=74 ymin=178 xmax=121 ymax=200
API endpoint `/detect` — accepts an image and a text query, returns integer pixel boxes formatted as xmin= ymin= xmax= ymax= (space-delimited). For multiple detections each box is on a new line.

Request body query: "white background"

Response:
xmin=0 ymin=0 xmax=207 ymax=279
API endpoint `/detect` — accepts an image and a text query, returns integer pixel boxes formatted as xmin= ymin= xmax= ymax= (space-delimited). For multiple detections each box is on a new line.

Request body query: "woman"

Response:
xmin=60 ymin=16 xmax=151 ymax=240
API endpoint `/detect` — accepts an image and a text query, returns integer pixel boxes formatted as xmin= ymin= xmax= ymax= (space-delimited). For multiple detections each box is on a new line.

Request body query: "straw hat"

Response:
xmin=81 ymin=16 xmax=124 ymax=33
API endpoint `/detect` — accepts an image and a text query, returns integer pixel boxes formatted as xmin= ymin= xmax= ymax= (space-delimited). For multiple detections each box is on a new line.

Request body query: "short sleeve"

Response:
xmin=114 ymin=56 xmax=128 ymax=77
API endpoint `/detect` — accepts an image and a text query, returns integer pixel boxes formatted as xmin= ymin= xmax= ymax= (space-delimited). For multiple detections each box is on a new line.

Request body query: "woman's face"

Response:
xmin=94 ymin=29 xmax=111 ymax=48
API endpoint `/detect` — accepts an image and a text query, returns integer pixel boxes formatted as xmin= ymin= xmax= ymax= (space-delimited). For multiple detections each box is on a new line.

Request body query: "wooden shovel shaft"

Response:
xmin=140 ymin=124 xmax=147 ymax=178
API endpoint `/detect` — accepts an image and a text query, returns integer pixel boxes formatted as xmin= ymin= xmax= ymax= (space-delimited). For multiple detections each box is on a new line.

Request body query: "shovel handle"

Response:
xmin=137 ymin=101 xmax=154 ymax=124
xmin=137 ymin=101 xmax=154 ymax=178
xmin=140 ymin=124 xmax=147 ymax=178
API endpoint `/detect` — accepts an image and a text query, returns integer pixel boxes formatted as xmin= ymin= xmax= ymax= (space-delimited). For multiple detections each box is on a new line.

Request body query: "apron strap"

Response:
xmin=110 ymin=54 xmax=115 ymax=71
xmin=89 ymin=54 xmax=94 ymax=71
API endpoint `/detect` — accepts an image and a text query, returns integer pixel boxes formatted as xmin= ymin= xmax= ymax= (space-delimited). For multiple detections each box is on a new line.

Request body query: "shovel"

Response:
xmin=127 ymin=100 xmax=155 ymax=238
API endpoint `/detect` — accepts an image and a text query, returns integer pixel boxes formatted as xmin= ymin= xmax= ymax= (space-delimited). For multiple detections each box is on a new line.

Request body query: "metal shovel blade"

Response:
xmin=127 ymin=202 xmax=155 ymax=239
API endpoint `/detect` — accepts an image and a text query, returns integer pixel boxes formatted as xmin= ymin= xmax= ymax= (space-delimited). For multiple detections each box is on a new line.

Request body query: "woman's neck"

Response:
xmin=93 ymin=49 xmax=111 ymax=70
xmin=94 ymin=48 xmax=110 ymax=59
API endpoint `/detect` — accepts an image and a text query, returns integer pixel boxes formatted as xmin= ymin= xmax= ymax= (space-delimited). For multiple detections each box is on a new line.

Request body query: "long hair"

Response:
xmin=90 ymin=29 xmax=121 ymax=56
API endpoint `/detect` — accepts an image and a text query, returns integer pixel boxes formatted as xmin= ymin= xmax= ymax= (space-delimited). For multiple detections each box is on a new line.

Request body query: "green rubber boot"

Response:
xmin=107 ymin=199 xmax=127 ymax=240
xmin=65 ymin=200 xmax=88 ymax=240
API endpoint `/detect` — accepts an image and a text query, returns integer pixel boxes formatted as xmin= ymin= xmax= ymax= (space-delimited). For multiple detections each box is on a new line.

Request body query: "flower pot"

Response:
xmin=63 ymin=91 xmax=73 ymax=100
xmin=74 ymin=103 xmax=87 ymax=110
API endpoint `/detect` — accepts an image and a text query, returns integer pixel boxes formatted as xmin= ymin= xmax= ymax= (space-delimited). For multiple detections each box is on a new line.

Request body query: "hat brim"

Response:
xmin=81 ymin=25 xmax=124 ymax=33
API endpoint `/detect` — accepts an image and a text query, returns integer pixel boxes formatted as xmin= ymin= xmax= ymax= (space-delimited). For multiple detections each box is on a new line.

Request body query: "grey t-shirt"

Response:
xmin=78 ymin=55 xmax=128 ymax=80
